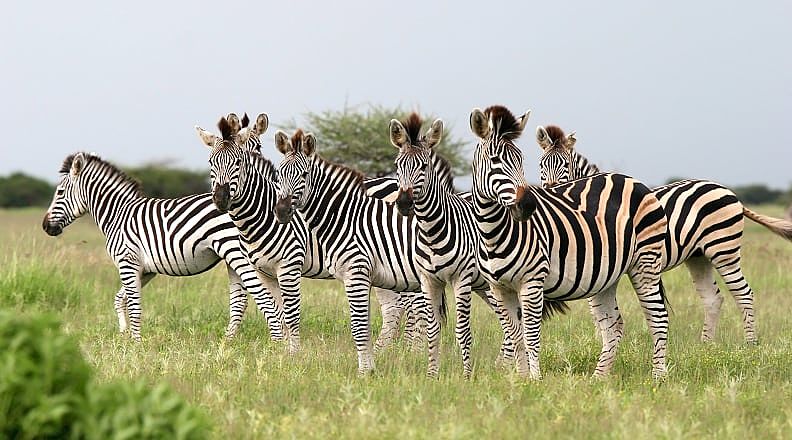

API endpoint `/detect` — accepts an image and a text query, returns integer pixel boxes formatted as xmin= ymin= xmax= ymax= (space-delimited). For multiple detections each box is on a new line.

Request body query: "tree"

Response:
xmin=0 ymin=172 xmax=54 ymax=207
xmin=281 ymin=104 xmax=468 ymax=177
xmin=125 ymin=164 xmax=209 ymax=198
xmin=732 ymin=184 xmax=784 ymax=205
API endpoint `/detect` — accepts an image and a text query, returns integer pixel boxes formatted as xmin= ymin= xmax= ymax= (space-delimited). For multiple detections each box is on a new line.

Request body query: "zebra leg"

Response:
xmin=405 ymin=292 xmax=427 ymax=351
xmin=420 ymin=273 xmax=446 ymax=378
xmin=225 ymin=279 xmax=247 ymax=339
xmin=474 ymin=289 xmax=515 ymax=366
xmin=518 ymin=281 xmax=545 ymax=380
xmin=491 ymin=284 xmax=526 ymax=375
xmin=710 ymin=254 xmax=757 ymax=344
xmin=114 ymin=287 xmax=128 ymax=333
xmin=120 ymin=265 xmax=146 ymax=342
xmin=684 ymin=256 xmax=724 ymax=342
xmin=589 ymin=285 xmax=623 ymax=378
xmin=236 ymin=270 xmax=285 ymax=342
xmin=276 ymin=264 xmax=302 ymax=354
xmin=342 ymin=265 xmax=375 ymax=374
xmin=257 ymin=274 xmax=288 ymax=344
xmin=587 ymin=297 xmax=603 ymax=340
xmin=452 ymin=274 xmax=474 ymax=379
xmin=628 ymin=264 xmax=669 ymax=379
xmin=372 ymin=288 xmax=404 ymax=352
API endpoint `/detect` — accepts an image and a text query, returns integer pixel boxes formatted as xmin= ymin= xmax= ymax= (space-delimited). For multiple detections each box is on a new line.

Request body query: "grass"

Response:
xmin=2 ymin=206 xmax=792 ymax=438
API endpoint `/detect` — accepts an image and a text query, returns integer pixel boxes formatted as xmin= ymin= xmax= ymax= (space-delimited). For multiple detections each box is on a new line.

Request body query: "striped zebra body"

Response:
xmin=470 ymin=106 xmax=669 ymax=379
xmin=537 ymin=125 xmax=792 ymax=343
xmin=42 ymin=153 xmax=282 ymax=341
xmin=274 ymin=129 xmax=423 ymax=374
xmin=196 ymin=114 xmax=409 ymax=354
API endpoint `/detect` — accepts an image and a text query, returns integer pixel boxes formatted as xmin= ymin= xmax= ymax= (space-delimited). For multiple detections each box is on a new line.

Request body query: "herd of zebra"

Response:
xmin=42 ymin=105 xmax=792 ymax=380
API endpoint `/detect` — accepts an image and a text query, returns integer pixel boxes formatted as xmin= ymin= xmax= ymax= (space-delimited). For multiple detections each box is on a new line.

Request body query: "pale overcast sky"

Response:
xmin=2 ymin=1 xmax=790 ymax=189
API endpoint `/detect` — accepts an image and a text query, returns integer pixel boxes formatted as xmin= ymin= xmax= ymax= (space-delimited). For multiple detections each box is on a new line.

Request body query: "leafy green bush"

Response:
xmin=0 ymin=172 xmax=54 ymax=207
xmin=0 ymin=312 xmax=209 ymax=439
xmin=126 ymin=165 xmax=209 ymax=198
xmin=75 ymin=381 xmax=209 ymax=440
xmin=0 ymin=312 xmax=92 ymax=439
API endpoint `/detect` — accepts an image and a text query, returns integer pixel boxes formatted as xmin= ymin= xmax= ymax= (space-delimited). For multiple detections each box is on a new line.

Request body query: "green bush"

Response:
xmin=0 ymin=312 xmax=92 ymax=439
xmin=0 ymin=172 xmax=54 ymax=207
xmin=126 ymin=165 xmax=210 ymax=198
xmin=0 ymin=312 xmax=209 ymax=440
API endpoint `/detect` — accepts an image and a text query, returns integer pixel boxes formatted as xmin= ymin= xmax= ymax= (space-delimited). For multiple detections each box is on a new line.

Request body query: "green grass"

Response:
xmin=2 ymin=207 xmax=792 ymax=439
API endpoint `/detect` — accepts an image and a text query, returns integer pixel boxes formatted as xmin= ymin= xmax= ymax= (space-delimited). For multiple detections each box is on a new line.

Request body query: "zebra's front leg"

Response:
xmin=225 ymin=280 xmax=248 ymax=339
xmin=589 ymin=285 xmax=623 ymax=378
xmin=373 ymin=288 xmax=404 ymax=352
xmin=343 ymin=264 xmax=375 ymax=374
xmin=421 ymin=273 xmax=446 ymax=378
xmin=452 ymin=274 xmax=474 ymax=379
xmin=120 ymin=264 xmax=146 ymax=342
xmin=114 ymin=288 xmax=128 ymax=334
xmin=404 ymin=292 xmax=426 ymax=351
xmin=225 ymin=261 xmax=284 ymax=341
xmin=519 ymin=281 xmax=545 ymax=380
xmin=277 ymin=264 xmax=302 ymax=354
xmin=629 ymin=267 xmax=669 ymax=380
xmin=684 ymin=257 xmax=723 ymax=343
xmin=257 ymin=274 xmax=288 ymax=343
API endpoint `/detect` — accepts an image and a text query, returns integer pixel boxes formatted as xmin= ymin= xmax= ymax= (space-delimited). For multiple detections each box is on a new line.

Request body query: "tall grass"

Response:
xmin=1 ymin=207 xmax=792 ymax=438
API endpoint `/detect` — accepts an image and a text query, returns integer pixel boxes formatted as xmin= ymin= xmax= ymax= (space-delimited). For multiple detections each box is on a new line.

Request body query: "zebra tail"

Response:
xmin=659 ymin=278 xmax=673 ymax=315
xmin=742 ymin=207 xmax=792 ymax=242
xmin=541 ymin=299 xmax=570 ymax=321
xmin=438 ymin=289 xmax=448 ymax=326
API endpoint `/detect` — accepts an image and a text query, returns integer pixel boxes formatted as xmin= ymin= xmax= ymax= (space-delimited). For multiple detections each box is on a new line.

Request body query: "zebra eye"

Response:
xmin=56 ymin=188 xmax=65 ymax=196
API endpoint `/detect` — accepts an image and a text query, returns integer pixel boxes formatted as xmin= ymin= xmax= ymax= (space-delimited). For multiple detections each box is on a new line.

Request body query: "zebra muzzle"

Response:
xmin=274 ymin=197 xmax=294 ymax=224
xmin=395 ymin=189 xmax=414 ymax=217
xmin=42 ymin=212 xmax=62 ymax=236
xmin=212 ymin=183 xmax=231 ymax=213
xmin=510 ymin=187 xmax=537 ymax=222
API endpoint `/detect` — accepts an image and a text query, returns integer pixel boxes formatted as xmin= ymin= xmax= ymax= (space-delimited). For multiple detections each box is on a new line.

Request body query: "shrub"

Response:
xmin=0 ymin=312 xmax=209 ymax=439
xmin=0 ymin=172 xmax=54 ymax=207
xmin=0 ymin=312 xmax=92 ymax=439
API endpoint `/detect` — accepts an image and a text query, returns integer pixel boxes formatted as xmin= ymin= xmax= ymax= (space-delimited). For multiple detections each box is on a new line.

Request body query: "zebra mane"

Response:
xmin=59 ymin=152 xmax=144 ymax=196
xmin=403 ymin=113 xmax=423 ymax=145
xmin=218 ymin=117 xmax=235 ymax=141
xmin=484 ymin=105 xmax=523 ymax=140
xmin=316 ymin=155 xmax=366 ymax=192
xmin=245 ymin=150 xmax=278 ymax=182
xmin=544 ymin=125 xmax=567 ymax=148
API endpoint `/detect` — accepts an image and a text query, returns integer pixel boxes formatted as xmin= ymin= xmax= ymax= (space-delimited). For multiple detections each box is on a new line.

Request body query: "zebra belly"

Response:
xmin=139 ymin=244 xmax=222 ymax=276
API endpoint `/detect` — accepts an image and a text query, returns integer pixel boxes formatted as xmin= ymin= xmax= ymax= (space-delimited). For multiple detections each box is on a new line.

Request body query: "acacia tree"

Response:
xmin=281 ymin=105 xmax=468 ymax=177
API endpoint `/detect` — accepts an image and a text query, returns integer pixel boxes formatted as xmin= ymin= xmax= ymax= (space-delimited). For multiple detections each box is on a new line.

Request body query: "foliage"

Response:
xmin=0 ymin=172 xmax=54 ymax=207
xmin=0 ymin=312 xmax=92 ymax=439
xmin=281 ymin=104 xmax=468 ymax=177
xmin=732 ymin=184 xmax=785 ymax=205
xmin=125 ymin=165 xmax=210 ymax=199
xmin=0 ymin=311 xmax=208 ymax=439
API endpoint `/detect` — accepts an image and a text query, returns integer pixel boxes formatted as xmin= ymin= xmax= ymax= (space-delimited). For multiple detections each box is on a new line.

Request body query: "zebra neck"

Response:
xmin=300 ymin=160 xmax=366 ymax=239
xmin=472 ymin=190 xmax=533 ymax=253
xmin=83 ymin=169 xmax=142 ymax=236
xmin=227 ymin=165 xmax=278 ymax=236
xmin=574 ymin=152 xmax=599 ymax=178
xmin=412 ymin=174 xmax=453 ymax=230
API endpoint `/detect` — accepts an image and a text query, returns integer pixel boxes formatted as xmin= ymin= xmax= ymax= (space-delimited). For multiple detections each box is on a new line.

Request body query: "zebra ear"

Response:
xmin=469 ymin=108 xmax=490 ymax=139
xmin=195 ymin=126 xmax=219 ymax=149
xmin=70 ymin=153 xmax=86 ymax=177
xmin=536 ymin=126 xmax=552 ymax=151
xmin=425 ymin=119 xmax=444 ymax=149
xmin=226 ymin=113 xmax=241 ymax=135
xmin=566 ymin=131 xmax=577 ymax=150
xmin=389 ymin=119 xmax=408 ymax=149
xmin=274 ymin=130 xmax=291 ymax=155
xmin=254 ymin=113 xmax=269 ymax=135
xmin=303 ymin=133 xmax=316 ymax=156
xmin=517 ymin=110 xmax=531 ymax=133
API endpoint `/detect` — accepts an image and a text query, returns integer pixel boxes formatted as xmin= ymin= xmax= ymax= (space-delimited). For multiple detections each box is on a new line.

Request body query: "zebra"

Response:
xmin=195 ymin=114 xmax=410 ymax=354
xmin=388 ymin=113 xmax=569 ymax=377
xmin=42 ymin=152 xmax=284 ymax=341
xmin=536 ymin=124 xmax=792 ymax=343
xmin=272 ymin=127 xmax=435 ymax=375
xmin=469 ymin=105 xmax=671 ymax=379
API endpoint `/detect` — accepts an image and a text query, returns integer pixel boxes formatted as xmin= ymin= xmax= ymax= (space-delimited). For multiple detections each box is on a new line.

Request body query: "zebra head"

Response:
xmin=273 ymin=129 xmax=316 ymax=224
xmin=537 ymin=125 xmax=577 ymax=187
xmin=196 ymin=115 xmax=266 ymax=213
xmin=469 ymin=106 xmax=535 ymax=222
xmin=43 ymin=153 xmax=90 ymax=236
xmin=389 ymin=113 xmax=444 ymax=216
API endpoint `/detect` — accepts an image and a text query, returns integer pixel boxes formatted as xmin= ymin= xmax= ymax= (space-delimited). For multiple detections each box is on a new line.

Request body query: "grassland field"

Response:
xmin=2 ymin=206 xmax=792 ymax=439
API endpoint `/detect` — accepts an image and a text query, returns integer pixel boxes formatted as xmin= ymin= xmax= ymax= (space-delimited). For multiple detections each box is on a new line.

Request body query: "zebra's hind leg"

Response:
xmin=491 ymin=284 xmax=526 ymax=376
xmin=628 ymin=265 xmax=669 ymax=380
xmin=222 ymin=251 xmax=284 ymax=341
xmin=372 ymin=288 xmax=404 ymax=352
xmin=404 ymin=292 xmax=426 ymax=351
xmin=589 ymin=284 xmax=623 ymax=378
xmin=452 ymin=273 xmax=474 ymax=379
xmin=420 ymin=273 xmax=447 ymax=378
xmin=684 ymin=256 xmax=724 ymax=343
xmin=518 ymin=281 xmax=545 ymax=380
xmin=711 ymin=254 xmax=757 ymax=344
xmin=474 ymin=289 xmax=515 ymax=367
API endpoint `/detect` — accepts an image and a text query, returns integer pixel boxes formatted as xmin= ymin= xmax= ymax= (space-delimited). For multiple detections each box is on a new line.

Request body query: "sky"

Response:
xmin=2 ymin=1 xmax=790 ymax=189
